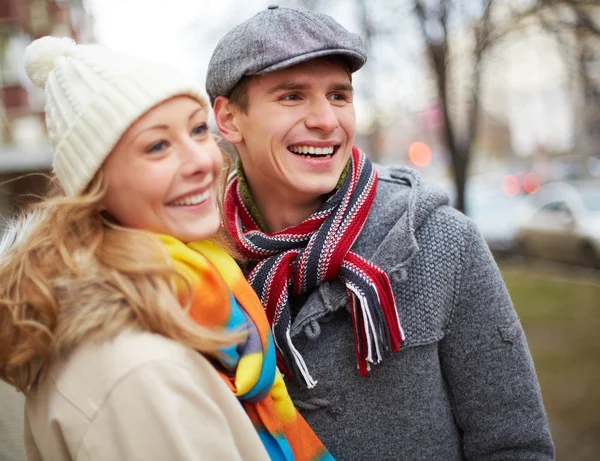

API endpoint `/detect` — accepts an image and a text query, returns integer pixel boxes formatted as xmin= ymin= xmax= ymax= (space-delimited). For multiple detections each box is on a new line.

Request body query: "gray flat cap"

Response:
xmin=206 ymin=5 xmax=367 ymax=104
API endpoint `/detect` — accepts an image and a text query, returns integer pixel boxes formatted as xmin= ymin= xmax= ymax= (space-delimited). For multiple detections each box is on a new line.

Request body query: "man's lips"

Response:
xmin=288 ymin=143 xmax=340 ymax=157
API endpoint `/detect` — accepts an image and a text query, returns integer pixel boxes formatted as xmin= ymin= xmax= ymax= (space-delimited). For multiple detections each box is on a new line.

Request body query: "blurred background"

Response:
xmin=0 ymin=0 xmax=598 ymax=460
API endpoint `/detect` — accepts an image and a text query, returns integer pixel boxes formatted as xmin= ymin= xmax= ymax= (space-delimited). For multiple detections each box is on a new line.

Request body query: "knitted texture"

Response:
xmin=159 ymin=235 xmax=334 ymax=461
xmin=224 ymin=148 xmax=404 ymax=388
xmin=281 ymin=165 xmax=554 ymax=460
xmin=24 ymin=36 xmax=208 ymax=196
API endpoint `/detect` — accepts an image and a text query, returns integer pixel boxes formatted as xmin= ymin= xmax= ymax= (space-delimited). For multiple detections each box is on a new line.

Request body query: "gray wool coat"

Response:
xmin=281 ymin=165 xmax=554 ymax=460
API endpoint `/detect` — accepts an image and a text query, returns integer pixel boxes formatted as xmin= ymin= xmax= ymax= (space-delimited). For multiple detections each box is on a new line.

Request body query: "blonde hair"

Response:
xmin=0 ymin=161 xmax=241 ymax=395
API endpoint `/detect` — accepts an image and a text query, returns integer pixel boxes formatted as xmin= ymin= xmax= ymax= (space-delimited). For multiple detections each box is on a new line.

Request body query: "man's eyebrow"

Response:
xmin=266 ymin=82 xmax=310 ymax=94
xmin=330 ymin=83 xmax=354 ymax=93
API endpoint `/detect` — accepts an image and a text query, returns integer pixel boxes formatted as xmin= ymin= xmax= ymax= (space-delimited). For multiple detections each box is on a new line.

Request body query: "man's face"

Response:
xmin=231 ymin=58 xmax=356 ymax=202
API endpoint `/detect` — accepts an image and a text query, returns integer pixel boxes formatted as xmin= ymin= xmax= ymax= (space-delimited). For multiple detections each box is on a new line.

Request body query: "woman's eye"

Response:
xmin=192 ymin=123 xmax=208 ymax=136
xmin=146 ymin=141 xmax=167 ymax=153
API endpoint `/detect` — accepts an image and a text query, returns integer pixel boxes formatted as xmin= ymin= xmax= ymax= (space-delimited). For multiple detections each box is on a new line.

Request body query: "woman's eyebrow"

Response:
xmin=188 ymin=107 xmax=204 ymax=120
xmin=132 ymin=125 xmax=168 ymax=142
xmin=130 ymin=108 xmax=205 ymax=143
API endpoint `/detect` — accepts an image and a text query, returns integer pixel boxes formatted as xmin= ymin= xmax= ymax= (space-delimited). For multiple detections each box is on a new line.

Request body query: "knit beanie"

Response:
xmin=24 ymin=36 xmax=209 ymax=196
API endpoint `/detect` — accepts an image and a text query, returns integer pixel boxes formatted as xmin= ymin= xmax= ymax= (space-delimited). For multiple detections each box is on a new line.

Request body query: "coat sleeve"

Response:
xmin=438 ymin=219 xmax=555 ymax=461
xmin=23 ymin=409 xmax=43 ymax=461
xmin=75 ymin=360 xmax=266 ymax=461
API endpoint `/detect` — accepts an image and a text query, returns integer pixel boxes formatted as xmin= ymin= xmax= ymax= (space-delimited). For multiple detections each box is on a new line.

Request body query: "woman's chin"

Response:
xmin=168 ymin=215 xmax=221 ymax=243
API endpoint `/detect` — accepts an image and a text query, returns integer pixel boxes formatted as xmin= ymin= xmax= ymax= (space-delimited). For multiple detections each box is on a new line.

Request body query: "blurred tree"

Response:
xmin=295 ymin=0 xmax=600 ymax=212
xmin=534 ymin=1 xmax=600 ymax=171
xmin=411 ymin=0 xmax=578 ymax=212
xmin=355 ymin=0 xmax=383 ymax=161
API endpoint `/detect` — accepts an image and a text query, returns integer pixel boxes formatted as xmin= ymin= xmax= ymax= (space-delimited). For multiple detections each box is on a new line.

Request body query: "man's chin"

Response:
xmin=290 ymin=179 xmax=340 ymax=200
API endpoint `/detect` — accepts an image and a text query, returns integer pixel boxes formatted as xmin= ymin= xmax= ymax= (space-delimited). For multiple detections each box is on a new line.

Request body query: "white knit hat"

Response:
xmin=24 ymin=36 xmax=209 ymax=196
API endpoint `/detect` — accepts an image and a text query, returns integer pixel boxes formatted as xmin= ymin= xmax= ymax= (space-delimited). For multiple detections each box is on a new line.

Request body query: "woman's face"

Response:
xmin=102 ymin=96 xmax=223 ymax=242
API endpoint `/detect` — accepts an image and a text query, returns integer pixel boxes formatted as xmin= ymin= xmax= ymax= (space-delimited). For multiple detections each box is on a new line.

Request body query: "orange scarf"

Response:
xmin=159 ymin=235 xmax=334 ymax=461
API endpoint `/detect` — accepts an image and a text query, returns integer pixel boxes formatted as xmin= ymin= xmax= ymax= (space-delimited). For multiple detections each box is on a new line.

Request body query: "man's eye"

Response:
xmin=329 ymin=93 xmax=349 ymax=102
xmin=146 ymin=141 xmax=167 ymax=153
xmin=192 ymin=123 xmax=208 ymax=136
xmin=281 ymin=94 xmax=301 ymax=101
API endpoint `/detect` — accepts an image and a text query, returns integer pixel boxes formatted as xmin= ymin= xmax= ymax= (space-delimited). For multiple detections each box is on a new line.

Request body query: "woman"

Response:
xmin=0 ymin=36 xmax=333 ymax=461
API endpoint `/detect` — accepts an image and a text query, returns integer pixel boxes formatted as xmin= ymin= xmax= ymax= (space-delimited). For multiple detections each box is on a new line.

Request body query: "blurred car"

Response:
xmin=516 ymin=181 xmax=600 ymax=268
xmin=448 ymin=172 xmax=535 ymax=255
xmin=467 ymin=190 xmax=531 ymax=255
xmin=434 ymin=174 xmax=534 ymax=255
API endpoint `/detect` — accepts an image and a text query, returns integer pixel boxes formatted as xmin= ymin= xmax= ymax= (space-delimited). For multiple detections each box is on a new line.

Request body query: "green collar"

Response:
xmin=236 ymin=160 xmax=268 ymax=231
xmin=236 ymin=159 xmax=351 ymax=232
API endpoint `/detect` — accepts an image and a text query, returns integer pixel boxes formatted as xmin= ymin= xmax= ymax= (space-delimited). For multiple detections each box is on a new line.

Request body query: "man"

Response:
xmin=207 ymin=5 xmax=554 ymax=460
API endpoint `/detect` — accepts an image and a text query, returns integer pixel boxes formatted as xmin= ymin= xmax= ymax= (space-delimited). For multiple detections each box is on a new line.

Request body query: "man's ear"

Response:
xmin=213 ymin=96 xmax=243 ymax=145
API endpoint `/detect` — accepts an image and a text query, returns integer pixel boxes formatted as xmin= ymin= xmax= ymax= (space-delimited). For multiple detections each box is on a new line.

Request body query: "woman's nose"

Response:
xmin=179 ymin=139 xmax=220 ymax=177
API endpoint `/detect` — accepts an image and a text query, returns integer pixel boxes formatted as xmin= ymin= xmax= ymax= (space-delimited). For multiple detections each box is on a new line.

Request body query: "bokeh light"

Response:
xmin=501 ymin=175 xmax=520 ymax=197
xmin=523 ymin=172 xmax=541 ymax=194
xmin=408 ymin=142 xmax=432 ymax=167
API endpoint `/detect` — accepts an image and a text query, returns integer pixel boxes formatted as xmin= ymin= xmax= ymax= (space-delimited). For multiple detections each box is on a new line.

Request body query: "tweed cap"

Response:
xmin=206 ymin=5 xmax=367 ymax=104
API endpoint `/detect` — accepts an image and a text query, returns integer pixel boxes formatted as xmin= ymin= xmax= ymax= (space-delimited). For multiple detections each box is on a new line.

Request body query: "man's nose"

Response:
xmin=305 ymin=97 xmax=339 ymax=133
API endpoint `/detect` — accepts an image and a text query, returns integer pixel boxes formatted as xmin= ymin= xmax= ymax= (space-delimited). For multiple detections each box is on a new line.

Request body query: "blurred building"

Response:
xmin=573 ymin=11 xmax=600 ymax=178
xmin=0 ymin=0 xmax=93 ymax=216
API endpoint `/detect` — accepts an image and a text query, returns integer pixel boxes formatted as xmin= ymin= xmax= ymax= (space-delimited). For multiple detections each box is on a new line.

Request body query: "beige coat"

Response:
xmin=0 ymin=380 xmax=26 ymax=461
xmin=24 ymin=330 xmax=270 ymax=461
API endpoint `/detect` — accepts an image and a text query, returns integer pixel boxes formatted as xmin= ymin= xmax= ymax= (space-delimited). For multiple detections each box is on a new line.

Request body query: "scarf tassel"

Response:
xmin=347 ymin=282 xmax=404 ymax=376
xmin=375 ymin=272 xmax=405 ymax=350
xmin=227 ymin=148 xmax=405 ymax=388
xmin=284 ymin=329 xmax=318 ymax=389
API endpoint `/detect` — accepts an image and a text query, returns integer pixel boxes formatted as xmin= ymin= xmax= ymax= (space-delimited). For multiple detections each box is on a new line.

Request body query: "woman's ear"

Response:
xmin=213 ymin=96 xmax=243 ymax=145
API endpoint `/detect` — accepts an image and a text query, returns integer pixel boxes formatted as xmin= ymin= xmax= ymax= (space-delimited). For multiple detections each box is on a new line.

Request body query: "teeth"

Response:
xmin=289 ymin=145 xmax=335 ymax=156
xmin=170 ymin=190 xmax=209 ymax=206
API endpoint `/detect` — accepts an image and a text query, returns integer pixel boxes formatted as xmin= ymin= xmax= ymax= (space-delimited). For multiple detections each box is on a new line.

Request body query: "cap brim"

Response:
xmin=255 ymin=49 xmax=366 ymax=75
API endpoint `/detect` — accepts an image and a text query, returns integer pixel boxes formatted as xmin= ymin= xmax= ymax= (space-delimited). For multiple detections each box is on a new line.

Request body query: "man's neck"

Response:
xmin=256 ymin=193 xmax=324 ymax=233
xmin=235 ymin=160 xmax=350 ymax=233
xmin=247 ymin=181 xmax=325 ymax=233
xmin=235 ymin=163 xmax=323 ymax=233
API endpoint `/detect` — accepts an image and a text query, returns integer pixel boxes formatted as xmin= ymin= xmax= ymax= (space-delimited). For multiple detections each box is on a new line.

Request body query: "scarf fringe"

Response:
xmin=285 ymin=329 xmax=318 ymax=389
xmin=225 ymin=148 xmax=405 ymax=387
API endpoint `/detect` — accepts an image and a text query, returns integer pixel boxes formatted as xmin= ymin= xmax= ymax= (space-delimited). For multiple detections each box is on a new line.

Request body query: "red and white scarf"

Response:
xmin=224 ymin=147 xmax=404 ymax=388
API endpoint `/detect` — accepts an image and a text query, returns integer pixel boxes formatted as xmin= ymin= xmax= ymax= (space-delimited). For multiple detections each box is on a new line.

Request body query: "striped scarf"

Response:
xmin=224 ymin=147 xmax=405 ymax=388
xmin=159 ymin=235 xmax=334 ymax=461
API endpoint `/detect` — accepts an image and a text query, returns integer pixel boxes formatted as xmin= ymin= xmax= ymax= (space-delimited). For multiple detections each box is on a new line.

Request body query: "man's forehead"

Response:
xmin=253 ymin=61 xmax=353 ymax=92
xmin=264 ymin=80 xmax=353 ymax=93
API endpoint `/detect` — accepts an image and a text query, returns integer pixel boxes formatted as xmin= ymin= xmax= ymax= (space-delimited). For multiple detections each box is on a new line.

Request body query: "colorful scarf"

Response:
xmin=159 ymin=235 xmax=334 ymax=461
xmin=224 ymin=147 xmax=405 ymax=388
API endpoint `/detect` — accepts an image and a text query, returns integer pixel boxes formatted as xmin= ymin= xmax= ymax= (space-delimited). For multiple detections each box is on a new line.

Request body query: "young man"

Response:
xmin=208 ymin=5 xmax=554 ymax=460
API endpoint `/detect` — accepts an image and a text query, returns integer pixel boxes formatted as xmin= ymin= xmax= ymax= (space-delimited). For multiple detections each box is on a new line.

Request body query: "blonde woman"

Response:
xmin=0 ymin=37 xmax=333 ymax=461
